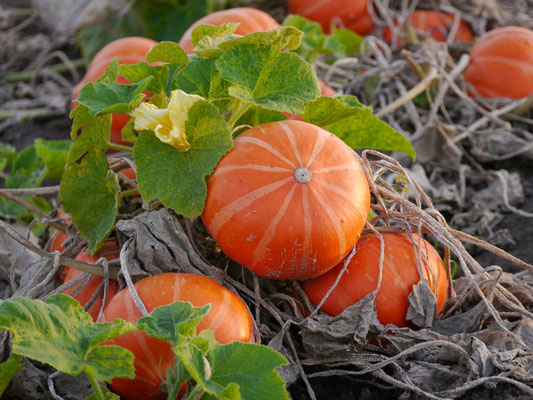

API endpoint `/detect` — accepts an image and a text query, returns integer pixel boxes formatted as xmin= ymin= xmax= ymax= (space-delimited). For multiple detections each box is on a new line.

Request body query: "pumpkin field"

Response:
xmin=1 ymin=0 xmax=532 ymax=399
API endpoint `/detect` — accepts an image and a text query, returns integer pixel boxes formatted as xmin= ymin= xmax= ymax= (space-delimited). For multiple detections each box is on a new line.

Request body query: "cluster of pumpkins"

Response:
xmin=55 ymin=3 xmax=532 ymax=398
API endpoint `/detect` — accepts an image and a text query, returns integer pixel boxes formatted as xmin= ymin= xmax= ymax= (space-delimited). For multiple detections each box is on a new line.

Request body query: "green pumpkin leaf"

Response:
xmin=174 ymin=342 xmax=289 ymax=400
xmin=193 ymin=23 xmax=240 ymax=58
xmin=121 ymin=118 xmax=137 ymax=144
xmin=235 ymin=105 xmax=287 ymax=129
xmin=133 ymin=100 xmax=233 ymax=217
xmin=146 ymin=41 xmax=190 ymax=65
xmin=76 ymin=77 xmax=153 ymax=117
xmin=85 ymin=385 xmax=121 ymax=400
xmin=0 ymin=353 xmax=23 ymax=397
xmin=97 ymin=57 xmax=118 ymax=83
xmin=0 ymin=142 xmax=16 ymax=173
xmin=174 ymin=58 xmax=231 ymax=110
xmin=118 ymin=62 xmax=169 ymax=94
xmin=12 ymin=145 xmax=40 ymax=175
xmin=59 ymin=150 xmax=120 ymax=254
xmin=66 ymin=115 xmax=111 ymax=165
xmin=282 ymin=15 xmax=362 ymax=63
xmin=220 ymin=383 xmax=242 ymax=400
xmin=34 ymin=139 xmax=72 ymax=180
xmin=219 ymin=26 xmax=303 ymax=52
xmin=137 ymin=302 xmax=211 ymax=346
xmin=302 ymin=95 xmax=416 ymax=159
xmin=192 ymin=23 xmax=239 ymax=47
xmin=0 ymin=294 xmax=136 ymax=383
xmin=70 ymin=105 xmax=92 ymax=139
xmin=216 ymin=44 xmax=320 ymax=114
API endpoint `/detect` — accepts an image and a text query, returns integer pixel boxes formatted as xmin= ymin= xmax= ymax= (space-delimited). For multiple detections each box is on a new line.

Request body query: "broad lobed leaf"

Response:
xmin=0 ymin=294 xmax=136 ymax=383
xmin=133 ymin=100 xmax=233 ymax=217
xmin=216 ymin=44 xmax=321 ymax=114
xmin=302 ymin=96 xmax=416 ymax=159
xmin=137 ymin=301 xmax=211 ymax=346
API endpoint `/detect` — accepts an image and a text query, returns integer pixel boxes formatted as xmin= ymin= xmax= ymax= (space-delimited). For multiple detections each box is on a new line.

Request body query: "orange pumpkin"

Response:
xmin=464 ymin=26 xmax=533 ymax=99
xmin=63 ymin=240 xmax=120 ymax=321
xmin=101 ymin=272 xmax=254 ymax=400
xmin=72 ymin=37 xmax=158 ymax=146
xmin=383 ymin=10 xmax=473 ymax=44
xmin=303 ymin=233 xmax=448 ymax=327
xmin=288 ymin=0 xmax=375 ymax=35
xmin=202 ymin=120 xmax=370 ymax=280
xmin=179 ymin=7 xmax=280 ymax=54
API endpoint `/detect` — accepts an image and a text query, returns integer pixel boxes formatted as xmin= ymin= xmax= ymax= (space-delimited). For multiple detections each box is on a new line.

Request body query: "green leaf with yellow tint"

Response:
xmin=0 ymin=294 xmax=136 ymax=383
xmin=216 ymin=44 xmax=320 ymax=114
xmin=146 ymin=41 xmax=190 ymax=65
xmin=119 ymin=62 xmax=169 ymax=94
xmin=302 ymin=95 xmax=416 ymax=159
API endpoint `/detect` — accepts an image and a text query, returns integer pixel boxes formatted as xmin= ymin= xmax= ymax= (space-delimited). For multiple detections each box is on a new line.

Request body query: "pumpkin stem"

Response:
xmin=294 ymin=167 xmax=312 ymax=184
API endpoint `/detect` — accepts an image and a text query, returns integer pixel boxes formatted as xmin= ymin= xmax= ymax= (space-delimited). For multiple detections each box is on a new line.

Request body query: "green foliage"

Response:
xmin=0 ymin=294 xmax=136 ymax=384
xmin=76 ymin=77 xmax=153 ymax=118
xmin=133 ymin=100 xmax=233 ymax=217
xmin=302 ymin=96 xmax=416 ymax=159
xmin=59 ymin=149 xmax=120 ymax=254
xmin=216 ymin=44 xmax=321 ymax=114
xmin=283 ymin=14 xmax=364 ymax=63
xmin=134 ymin=301 xmax=289 ymax=400
xmin=118 ymin=62 xmax=169 ymax=94
xmin=146 ymin=41 xmax=190 ymax=65
xmin=137 ymin=302 xmax=211 ymax=345
xmin=0 ymin=139 xmax=71 ymax=227
xmin=175 ymin=342 xmax=289 ymax=400
xmin=0 ymin=354 xmax=23 ymax=397
xmin=75 ymin=0 xmax=211 ymax=64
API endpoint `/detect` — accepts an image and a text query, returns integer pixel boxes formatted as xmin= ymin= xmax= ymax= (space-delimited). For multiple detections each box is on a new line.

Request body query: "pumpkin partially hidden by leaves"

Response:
xmin=383 ymin=10 xmax=473 ymax=44
xmin=288 ymin=0 xmax=375 ymax=35
xmin=71 ymin=37 xmax=158 ymax=145
xmin=202 ymin=120 xmax=370 ymax=280
xmin=101 ymin=272 xmax=254 ymax=400
xmin=178 ymin=7 xmax=280 ymax=54
xmin=464 ymin=26 xmax=533 ymax=99
xmin=303 ymin=233 xmax=448 ymax=327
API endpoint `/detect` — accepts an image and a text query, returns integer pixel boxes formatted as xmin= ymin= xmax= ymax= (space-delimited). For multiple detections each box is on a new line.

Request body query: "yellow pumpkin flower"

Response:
xmin=131 ymin=90 xmax=203 ymax=151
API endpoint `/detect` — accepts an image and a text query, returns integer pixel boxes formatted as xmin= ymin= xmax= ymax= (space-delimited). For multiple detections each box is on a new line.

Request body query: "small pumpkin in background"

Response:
xmin=101 ymin=272 xmax=254 ymax=400
xmin=178 ymin=7 xmax=280 ymax=53
xmin=382 ymin=10 xmax=473 ymax=44
xmin=202 ymin=120 xmax=370 ymax=280
xmin=71 ymin=37 xmax=158 ymax=146
xmin=303 ymin=233 xmax=448 ymax=327
xmin=288 ymin=0 xmax=375 ymax=35
xmin=62 ymin=239 xmax=120 ymax=321
xmin=464 ymin=26 xmax=533 ymax=99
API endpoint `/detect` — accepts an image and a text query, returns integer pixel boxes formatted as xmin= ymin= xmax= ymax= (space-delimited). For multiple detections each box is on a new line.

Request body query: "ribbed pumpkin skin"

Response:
xmin=288 ymin=0 xmax=375 ymax=35
xmin=202 ymin=120 xmax=370 ymax=280
xmin=101 ymin=273 xmax=254 ymax=400
xmin=72 ymin=37 xmax=158 ymax=145
xmin=63 ymin=240 xmax=120 ymax=321
xmin=383 ymin=10 xmax=473 ymax=43
xmin=464 ymin=26 xmax=533 ymax=99
xmin=303 ymin=233 xmax=448 ymax=327
xmin=179 ymin=7 xmax=280 ymax=54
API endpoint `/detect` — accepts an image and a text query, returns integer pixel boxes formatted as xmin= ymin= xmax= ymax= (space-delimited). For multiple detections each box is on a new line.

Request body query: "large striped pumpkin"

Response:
xmin=101 ymin=273 xmax=253 ymax=400
xmin=202 ymin=120 xmax=370 ymax=280
xmin=464 ymin=26 xmax=533 ymax=99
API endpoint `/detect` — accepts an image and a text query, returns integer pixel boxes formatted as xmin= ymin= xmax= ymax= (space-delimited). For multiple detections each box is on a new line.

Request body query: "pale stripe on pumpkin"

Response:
xmin=306 ymin=126 xmax=330 ymax=167
xmin=208 ymin=176 xmax=293 ymax=238
xmin=252 ymin=184 xmax=298 ymax=275
xmin=213 ymin=164 xmax=292 ymax=174
xmin=313 ymin=163 xmax=359 ymax=174
xmin=237 ymin=136 xmax=296 ymax=168
xmin=279 ymin=121 xmax=304 ymax=166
